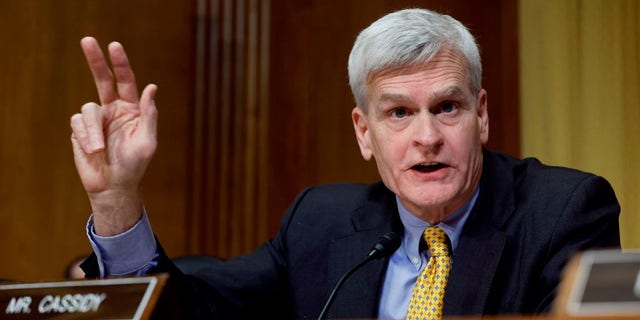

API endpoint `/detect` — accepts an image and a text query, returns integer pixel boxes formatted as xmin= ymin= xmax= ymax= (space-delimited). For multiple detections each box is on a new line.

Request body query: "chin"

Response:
xmin=406 ymin=189 xmax=462 ymax=210
xmin=407 ymin=194 xmax=453 ymax=209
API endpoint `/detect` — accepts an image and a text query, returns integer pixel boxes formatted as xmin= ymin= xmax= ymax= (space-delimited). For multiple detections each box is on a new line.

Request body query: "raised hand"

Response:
xmin=70 ymin=37 xmax=158 ymax=236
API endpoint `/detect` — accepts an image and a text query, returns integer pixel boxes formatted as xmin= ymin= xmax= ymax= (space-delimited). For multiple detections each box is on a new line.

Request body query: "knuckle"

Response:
xmin=80 ymin=102 xmax=99 ymax=113
xmin=70 ymin=113 xmax=82 ymax=125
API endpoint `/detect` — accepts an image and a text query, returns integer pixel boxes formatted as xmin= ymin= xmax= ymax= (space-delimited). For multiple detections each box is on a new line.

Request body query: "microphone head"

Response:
xmin=368 ymin=232 xmax=401 ymax=259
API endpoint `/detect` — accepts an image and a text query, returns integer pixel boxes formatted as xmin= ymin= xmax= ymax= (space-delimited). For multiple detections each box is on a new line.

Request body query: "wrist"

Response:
xmin=89 ymin=189 xmax=144 ymax=236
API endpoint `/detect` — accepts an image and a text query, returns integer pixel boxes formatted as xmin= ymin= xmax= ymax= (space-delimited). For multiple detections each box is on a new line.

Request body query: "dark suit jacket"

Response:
xmin=82 ymin=150 xmax=621 ymax=319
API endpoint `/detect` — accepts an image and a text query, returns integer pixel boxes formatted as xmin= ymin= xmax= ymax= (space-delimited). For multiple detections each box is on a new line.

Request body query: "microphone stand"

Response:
xmin=316 ymin=232 xmax=401 ymax=320
xmin=316 ymin=256 xmax=375 ymax=320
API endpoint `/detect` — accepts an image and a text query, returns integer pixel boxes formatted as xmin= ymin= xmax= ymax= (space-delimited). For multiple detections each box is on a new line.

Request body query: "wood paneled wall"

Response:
xmin=0 ymin=0 xmax=197 ymax=281
xmin=188 ymin=0 xmax=271 ymax=257
xmin=0 ymin=0 xmax=518 ymax=281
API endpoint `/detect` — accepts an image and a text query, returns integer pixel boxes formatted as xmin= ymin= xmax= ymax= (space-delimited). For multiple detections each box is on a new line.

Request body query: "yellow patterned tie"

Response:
xmin=406 ymin=226 xmax=451 ymax=320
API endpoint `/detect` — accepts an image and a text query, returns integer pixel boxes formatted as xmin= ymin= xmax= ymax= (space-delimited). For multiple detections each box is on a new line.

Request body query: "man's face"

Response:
xmin=352 ymin=49 xmax=488 ymax=222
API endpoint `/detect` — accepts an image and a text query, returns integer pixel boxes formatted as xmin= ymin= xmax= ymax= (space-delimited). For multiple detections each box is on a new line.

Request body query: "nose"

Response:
xmin=412 ymin=112 xmax=444 ymax=149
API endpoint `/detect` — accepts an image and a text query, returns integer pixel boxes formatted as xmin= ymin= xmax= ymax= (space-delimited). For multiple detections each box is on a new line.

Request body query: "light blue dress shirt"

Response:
xmin=86 ymin=209 xmax=157 ymax=277
xmin=377 ymin=188 xmax=478 ymax=319
xmin=88 ymin=187 xmax=478 ymax=318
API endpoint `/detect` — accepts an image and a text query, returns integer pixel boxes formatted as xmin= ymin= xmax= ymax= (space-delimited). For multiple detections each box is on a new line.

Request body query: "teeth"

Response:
xmin=412 ymin=162 xmax=443 ymax=172
xmin=418 ymin=163 xmax=437 ymax=167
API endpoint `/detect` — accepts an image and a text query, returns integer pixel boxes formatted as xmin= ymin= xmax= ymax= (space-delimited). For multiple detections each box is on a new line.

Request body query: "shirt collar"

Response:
xmin=396 ymin=186 xmax=479 ymax=259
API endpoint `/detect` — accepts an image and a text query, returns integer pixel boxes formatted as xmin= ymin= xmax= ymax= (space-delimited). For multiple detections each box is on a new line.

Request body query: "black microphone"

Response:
xmin=317 ymin=232 xmax=401 ymax=320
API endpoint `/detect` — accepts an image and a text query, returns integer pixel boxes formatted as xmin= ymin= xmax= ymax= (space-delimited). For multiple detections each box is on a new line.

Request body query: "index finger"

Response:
xmin=80 ymin=36 xmax=117 ymax=105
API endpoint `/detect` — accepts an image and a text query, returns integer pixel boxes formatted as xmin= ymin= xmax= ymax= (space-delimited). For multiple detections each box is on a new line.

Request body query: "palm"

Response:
xmin=71 ymin=37 xmax=157 ymax=197
xmin=77 ymin=101 xmax=154 ymax=194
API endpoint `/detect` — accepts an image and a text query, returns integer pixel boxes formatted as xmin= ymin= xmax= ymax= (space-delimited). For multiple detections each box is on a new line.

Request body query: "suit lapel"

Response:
xmin=326 ymin=184 xmax=400 ymax=319
xmin=443 ymin=150 xmax=515 ymax=315
xmin=326 ymin=231 xmax=386 ymax=318
xmin=443 ymin=219 xmax=507 ymax=315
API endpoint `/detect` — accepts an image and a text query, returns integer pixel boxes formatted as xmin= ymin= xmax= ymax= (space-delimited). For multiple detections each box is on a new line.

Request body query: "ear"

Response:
xmin=477 ymin=89 xmax=489 ymax=145
xmin=352 ymin=107 xmax=373 ymax=161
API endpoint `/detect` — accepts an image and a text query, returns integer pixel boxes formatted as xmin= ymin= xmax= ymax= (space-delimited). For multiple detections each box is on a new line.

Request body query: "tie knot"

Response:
xmin=423 ymin=226 xmax=449 ymax=257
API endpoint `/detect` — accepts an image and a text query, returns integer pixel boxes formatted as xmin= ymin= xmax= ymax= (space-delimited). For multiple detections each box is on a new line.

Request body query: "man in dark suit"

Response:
xmin=70 ymin=8 xmax=620 ymax=319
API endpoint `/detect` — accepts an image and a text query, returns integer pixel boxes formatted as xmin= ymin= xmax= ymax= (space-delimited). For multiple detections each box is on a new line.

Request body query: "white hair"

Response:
xmin=348 ymin=8 xmax=482 ymax=110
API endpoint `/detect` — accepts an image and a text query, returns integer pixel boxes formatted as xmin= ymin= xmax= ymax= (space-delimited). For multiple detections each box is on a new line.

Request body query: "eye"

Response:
xmin=441 ymin=102 xmax=456 ymax=113
xmin=391 ymin=108 xmax=408 ymax=118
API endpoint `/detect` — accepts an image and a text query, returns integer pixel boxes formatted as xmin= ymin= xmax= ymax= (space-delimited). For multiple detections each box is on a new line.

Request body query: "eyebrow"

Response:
xmin=378 ymin=92 xmax=411 ymax=104
xmin=377 ymin=85 xmax=467 ymax=105
xmin=430 ymin=86 xmax=466 ymax=100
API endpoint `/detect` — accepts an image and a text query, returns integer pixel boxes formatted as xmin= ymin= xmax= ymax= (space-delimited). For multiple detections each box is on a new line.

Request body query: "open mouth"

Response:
xmin=411 ymin=163 xmax=446 ymax=173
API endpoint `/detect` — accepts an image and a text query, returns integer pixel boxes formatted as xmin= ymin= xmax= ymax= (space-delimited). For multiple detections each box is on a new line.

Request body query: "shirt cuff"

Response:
xmin=86 ymin=209 xmax=157 ymax=276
